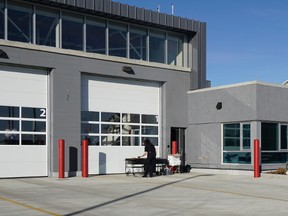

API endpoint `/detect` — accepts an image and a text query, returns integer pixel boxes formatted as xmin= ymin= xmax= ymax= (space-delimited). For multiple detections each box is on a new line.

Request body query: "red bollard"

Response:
xmin=254 ymin=139 xmax=261 ymax=178
xmin=172 ymin=141 xmax=178 ymax=154
xmin=82 ymin=139 xmax=89 ymax=177
xmin=58 ymin=139 xmax=65 ymax=178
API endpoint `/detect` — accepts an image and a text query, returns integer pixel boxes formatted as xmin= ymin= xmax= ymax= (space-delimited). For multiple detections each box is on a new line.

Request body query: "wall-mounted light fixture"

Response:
xmin=216 ymin=102 xmax=222 ymax=110
xmin=0 ymin=49 xmax=9 ymax=59
xmin=122 ymin=66 xmax=135 ymax=75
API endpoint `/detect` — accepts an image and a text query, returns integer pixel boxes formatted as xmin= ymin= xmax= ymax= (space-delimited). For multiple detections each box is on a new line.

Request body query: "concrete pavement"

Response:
xmin=0 ymin=171 xmax=288 ymax=216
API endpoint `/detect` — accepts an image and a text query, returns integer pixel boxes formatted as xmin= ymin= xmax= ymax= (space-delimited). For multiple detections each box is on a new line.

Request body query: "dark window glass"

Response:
xmin=86 ymin=18 xmax=106 ymax=54
xmin=167 ymin=34 xmax=183 ymax=66
xmin=242 ymin=124 xmax=251 ymax=149
xmin=223 ymin=123 xmax=240 ymax=151
xmin=142 ymin=126 xmax=158 ymax=135
xmin=0 ymin=0 xmax=4 ymax=39
xmin=0 ymin=120 xmax=19 ymax=131
xmin=22 ymin=107 xmax=46 ymax=119
xmin=0 ymin=106 xmax=19 ymax=117
xmin=36 ymin=7 xmax=58 ymax=47
xmin=101 ymin=135 xmax=120 ymax=146
xmin=141 ymin=137 xmax=158 ymax=146
xmin=149 ymin=30 xmax=165 ymax=63
xmin=122 ymin=125 xmax=140 ymax=135
xmin=223 ymin=152 xmax=251 ymax=164
xmin=0 ymin=133 xmax=19 ymax=145
xmin=262 ymin=152 xmax=288 ymax=163
xmin=122 ymin=136 xmax=140 ymax=146
xmin=81 ymin=135 xmax=99 ymax=146
xmin=122 ymin=113 xmax=140 ymax=123
xmin=109 ymin=22 xmax=127 ymax=57
xmin=281 ymin=125 xmax=288 ymax=150
xmin=22 ymin=121 xmax=46 ymax=132
xmin=142 ymin=114 xmax=158 ymax=124
xmin=22 ymin=134 xmax=46 ymax=145
xmin=81 ymin=111 xmax=99 ymax=121
xmin=261 ymin=123 xmax=278 ymax=151
xmin=62 ymin=13 xmax=83 ymax=51
xmin=8 ymin=1 xmax=33 ymax=42
xmin=101 ymin=112 xmax=120 ymax=122
xmin=81 ymin=123 xmax=99 ymax=133
xmin=130 ymin=27 xmax=147 ymax=60
xmin=101 ymin=124 xmax=120 ymax=134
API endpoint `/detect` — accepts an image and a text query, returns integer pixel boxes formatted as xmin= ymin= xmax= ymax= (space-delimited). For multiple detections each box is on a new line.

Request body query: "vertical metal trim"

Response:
xmin=4 ymin=0 xmax=7 ymax=40
xmin=106 ymin=20 xmax=109 ymax=55
xmin=127 ymin=24 xmax=130 ymax=59
xmin=183 ymin=35 xmax=188 ymax=68
xmin=165 ymin=32 xmax=168 ymax=64
xmin=83 ymin=16 xmax=86 ymax=52
xmin=199 ymin=22 xmax=206 ymax=88
xmin=59 ymin=10 xmax=62 ymax=48
xmin=33 ymin=5 xmax=36 ymax=44
xmin=147 ymin=28 xmax=150 ymax=61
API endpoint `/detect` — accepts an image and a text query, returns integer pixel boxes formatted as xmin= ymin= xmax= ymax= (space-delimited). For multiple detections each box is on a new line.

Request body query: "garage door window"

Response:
xmin=81 ymin=111 xmax=159 ymax=146
xmin=0 ymin=105 xmax=46 ymax=145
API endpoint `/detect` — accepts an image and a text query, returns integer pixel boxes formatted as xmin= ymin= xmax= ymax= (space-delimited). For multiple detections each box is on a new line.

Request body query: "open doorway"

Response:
xmin=170 ymin=127 xmax=186 ymax=167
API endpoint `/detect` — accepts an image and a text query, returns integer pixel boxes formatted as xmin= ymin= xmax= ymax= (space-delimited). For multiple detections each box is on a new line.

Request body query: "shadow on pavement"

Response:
xmin=64 ymin=174 xmax=213 ymax=216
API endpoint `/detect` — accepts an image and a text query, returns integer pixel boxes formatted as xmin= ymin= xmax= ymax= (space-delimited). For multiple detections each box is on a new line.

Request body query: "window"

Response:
xmin=242 ymin=124 xmax=251 ymax=149
xmin=222 ymin=123 xmax=251 ymax=164
xmin=0 ymin=105 xmax=46 ymax=145
xmin=86 ymin=18 xmax=106 ymax=54
xmin=81 ymin=111 xmax=99 ymax=146
xmin=280 ymin=125 xmax=288 ymax=150
xmin=1 ymin=1 xmax=187 ymax=68
xmin=109 ymin=22 xmax=127 ymax=57
xmin=261 ymin=123 xmax=288 ymax=164
xmin=129 ymin=26 xmax=147 ymax=60
xmin=36 ymin=7 xmax=59 ymax=47
xmin=62 ymin=13 xmax=83 ymax=51
xmin=149 ymin=30 xmax=165 ymax=64
xmin=167 ymin=34 xmax=183 ymax=66
xmin=8 ymin=1 xmax=33 ymax=43
xmin=21 ymin=107 xmax=46 ymax=145
xmin=261 ymin=123 xmax=278 ymax=151
xmin=223 ymin=123 xmax=240 ymax=151
xmin=81 ymin=111 xmax=159 ymax=146
xmin=0 ymin=0 xmax=4 ymax=39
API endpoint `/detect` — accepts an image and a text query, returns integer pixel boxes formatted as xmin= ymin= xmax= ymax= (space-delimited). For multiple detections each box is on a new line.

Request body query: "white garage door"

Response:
xmin=81 ymin=75 xmax=160 ymax=174
xmin=0 ymin=65 xmax=48 ymax=178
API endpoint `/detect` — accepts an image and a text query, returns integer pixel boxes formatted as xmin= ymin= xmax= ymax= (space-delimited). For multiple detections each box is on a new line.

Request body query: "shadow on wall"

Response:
xmin=69 ymin=146 xmax=78 ymax=177
xmin=99 ymin=152 xmax=106 ymax=174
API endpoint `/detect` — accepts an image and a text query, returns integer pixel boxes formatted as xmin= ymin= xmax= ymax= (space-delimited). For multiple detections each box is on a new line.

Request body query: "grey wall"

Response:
xmin=0 ymin=44 xmax=191 ymax=176
xmin=187 ymin=124 xmax=222 ymax=168
xmin=188 ymin=83 xmax=258 ymax=125
xmin=187 ymin=83 xmax=258 ymax=169
xmin=257 ymin=84 xmax=288 ymax=122
xmin=187 ymin=82 xmax=288 ymax=170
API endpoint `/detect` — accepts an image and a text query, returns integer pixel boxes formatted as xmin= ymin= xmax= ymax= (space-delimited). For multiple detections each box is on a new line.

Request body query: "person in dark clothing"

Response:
xmin=138 ymin=139 xmax=156 ymax=177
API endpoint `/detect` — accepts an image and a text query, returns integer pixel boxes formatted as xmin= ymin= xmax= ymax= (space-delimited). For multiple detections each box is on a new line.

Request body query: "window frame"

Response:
xmin=0 ymin=105 xmax=47 ymax=146
xmin=81 ymin=111 xmax=159 ymax=146
xmin=280 ymin=124 xmax=288 ymax=150
xmin=222 ymin=122 xmax=251 ymax=164
xmin=1 ymin=1 xmax=188 ymax=68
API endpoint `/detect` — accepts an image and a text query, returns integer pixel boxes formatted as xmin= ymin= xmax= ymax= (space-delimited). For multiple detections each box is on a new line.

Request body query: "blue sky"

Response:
xmin=116 ymin=0 xmax=288 ymax=87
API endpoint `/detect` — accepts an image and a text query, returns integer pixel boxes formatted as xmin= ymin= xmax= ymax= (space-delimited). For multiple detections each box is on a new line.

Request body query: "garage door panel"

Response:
xmin=0 ymin=146 xmax=47 ymax=178
xmin=82 ymin=76 xmax=159 ymax=114
xmin=0 ymin=66 xmax=48 ymax=178
xmin=82 ymin=75 xmax=160 ymax=174
xmin=88 ymin=146 xmax=160 ymax=174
